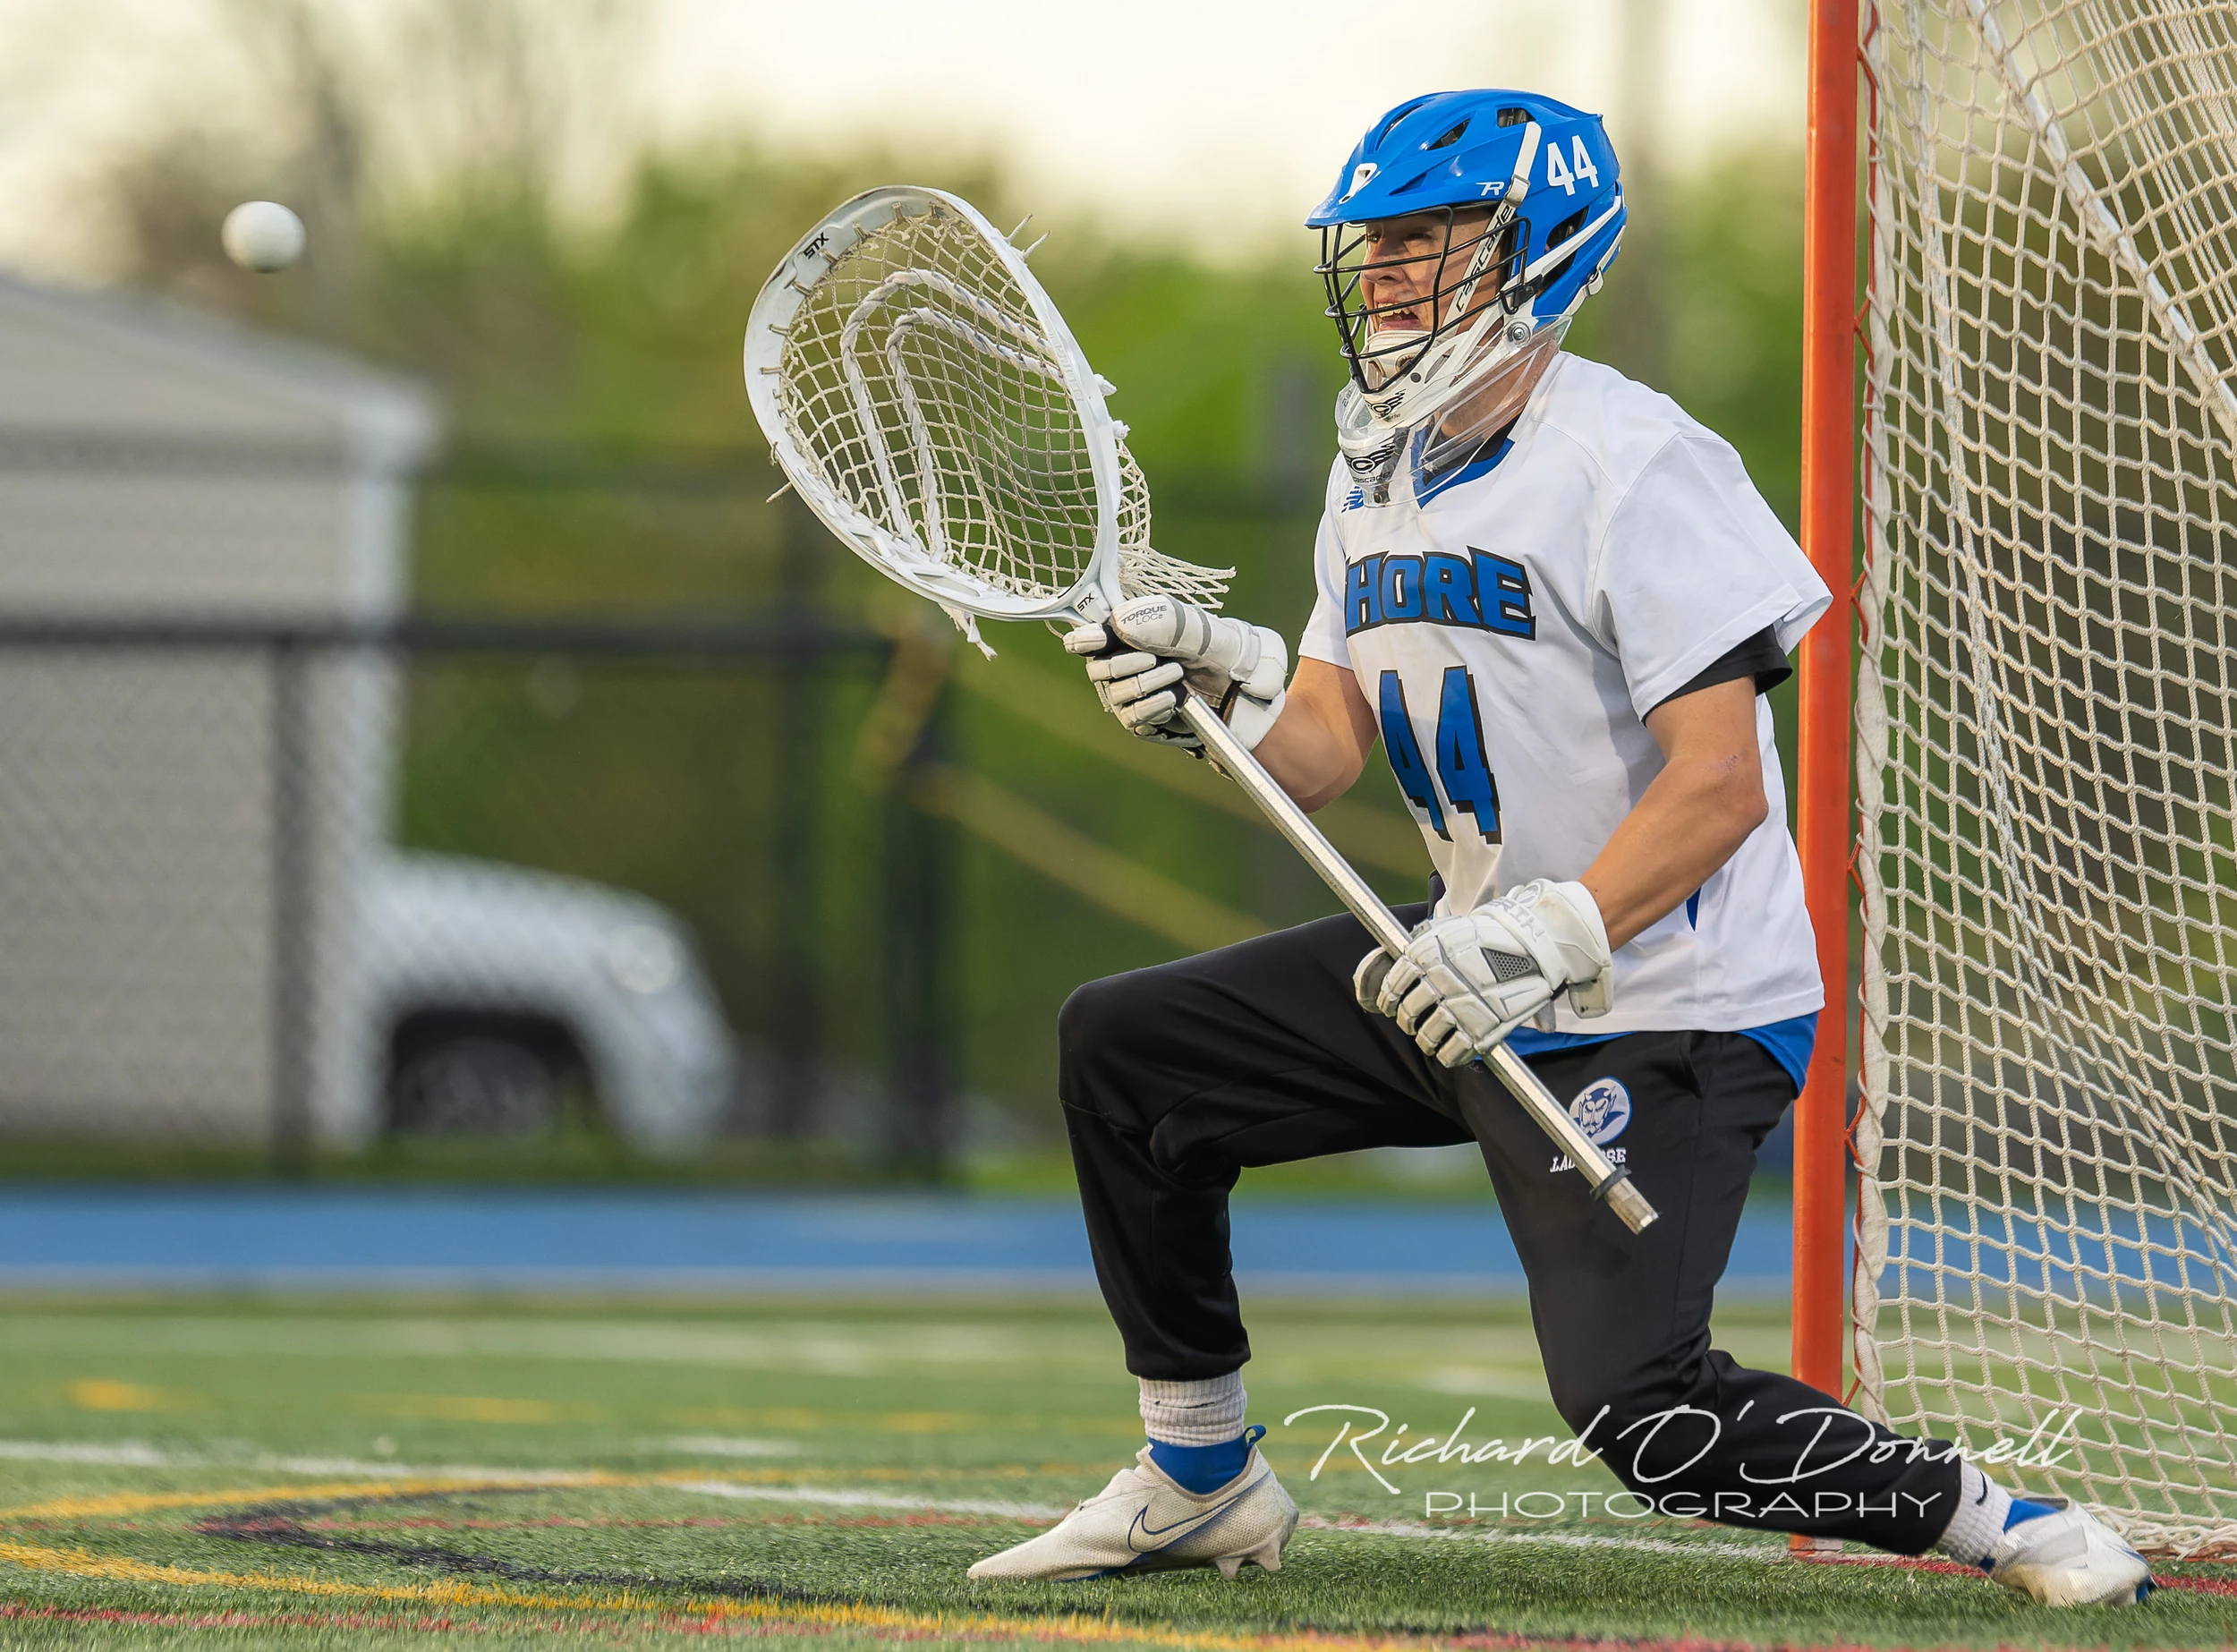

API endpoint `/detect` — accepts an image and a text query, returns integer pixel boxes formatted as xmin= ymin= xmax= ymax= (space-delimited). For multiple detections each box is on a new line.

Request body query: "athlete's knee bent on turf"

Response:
xmin=965 ymin=88 xmax=2152 ymax=1609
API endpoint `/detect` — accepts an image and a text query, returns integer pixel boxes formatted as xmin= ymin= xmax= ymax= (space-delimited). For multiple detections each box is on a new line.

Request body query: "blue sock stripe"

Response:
xmin=1146 ymin=1426 xmax=1255 ymax=1495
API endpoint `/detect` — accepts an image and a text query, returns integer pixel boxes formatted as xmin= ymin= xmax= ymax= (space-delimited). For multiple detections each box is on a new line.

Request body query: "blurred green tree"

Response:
xmin=91 ymin=8 xmax=1807 ymax=1155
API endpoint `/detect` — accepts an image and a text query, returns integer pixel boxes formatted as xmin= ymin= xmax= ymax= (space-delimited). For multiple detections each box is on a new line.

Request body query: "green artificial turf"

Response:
xmin=0 ymin=1292 xmax=2225 ymax=1650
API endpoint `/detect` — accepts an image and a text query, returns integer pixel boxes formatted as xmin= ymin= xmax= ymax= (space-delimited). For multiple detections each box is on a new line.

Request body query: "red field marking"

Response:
xmin=306 ymin=1516 xmax=741 ymax=1530
xmin=1799 ymin=1550 xmax=2237 ymax=1598
xmin=0 ymin=1601 xmax=731 ymax=1639
xmin=300 ymin=1511 xmax=1000 ymax=1532
xmin=0 ymin=1598 xmax=930 ymax=1643
xmin=0 ymin=1600 xmax=2184 ymax=1652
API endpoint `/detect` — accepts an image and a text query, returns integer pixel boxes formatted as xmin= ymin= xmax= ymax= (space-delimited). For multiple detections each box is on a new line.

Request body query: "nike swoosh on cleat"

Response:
xmin=1127 ymin=1489 xmax=1247 ymax=1553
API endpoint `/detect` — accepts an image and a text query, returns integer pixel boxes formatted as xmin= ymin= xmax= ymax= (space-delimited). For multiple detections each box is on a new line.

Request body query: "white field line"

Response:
xmin=672 ymin=1478 xmax=1793 ymax=1562
xmin=257 ymin=1456 xmax=599 ymax=1482
xmin=636 ymin=1436 xmax=802 ymax=1458
xmin=673 ymin=1480 xmax=1069 ymax=1521
xmin=0 ymin=1441 xmax=170 ymax=1466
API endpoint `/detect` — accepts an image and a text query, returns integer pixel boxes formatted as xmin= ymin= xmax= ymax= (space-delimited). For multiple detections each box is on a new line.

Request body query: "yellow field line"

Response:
xmin=0 ymin=1474 xmax=625 ymax=1523
xmin=0 ymin=1474 xmax=1453 ymax=1652
xmin=5 ymin=1470 xmax=2212 ymax=1651
xmin=0 ymin=1529 xmax=1446 ymax=1650
xmin=0 ymin=1537 xmax=668 ymax=1615
xmin=13 ymin=1478 xmax=2190 ymax=1652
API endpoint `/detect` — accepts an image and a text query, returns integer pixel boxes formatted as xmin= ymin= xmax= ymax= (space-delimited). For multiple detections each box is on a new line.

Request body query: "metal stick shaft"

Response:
xmin=1176 ymin=694 xmax=1657 ymax=1234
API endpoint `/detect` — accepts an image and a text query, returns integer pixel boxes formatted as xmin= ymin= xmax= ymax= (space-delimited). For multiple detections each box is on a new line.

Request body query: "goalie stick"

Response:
xmin=744 ymin=184 xmax=1655 ymax=1235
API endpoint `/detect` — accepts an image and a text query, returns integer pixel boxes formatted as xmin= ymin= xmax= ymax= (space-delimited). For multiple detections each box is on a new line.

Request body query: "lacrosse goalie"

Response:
xmin=965 ymin=89 xmax=2153 ymax=1607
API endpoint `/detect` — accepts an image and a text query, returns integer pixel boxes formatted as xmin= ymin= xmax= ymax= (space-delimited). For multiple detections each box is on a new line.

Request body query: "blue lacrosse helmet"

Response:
xmin=1307 ymin=89 xmax=1625 ymax=426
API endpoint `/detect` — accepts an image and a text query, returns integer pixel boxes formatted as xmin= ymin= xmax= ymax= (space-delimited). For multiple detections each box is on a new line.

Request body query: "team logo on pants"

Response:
xmin=1570 ymin=1077 xmax=1632 ymax=1145
xmin=1550 ymin=1077 xmax=1633 ymax=1175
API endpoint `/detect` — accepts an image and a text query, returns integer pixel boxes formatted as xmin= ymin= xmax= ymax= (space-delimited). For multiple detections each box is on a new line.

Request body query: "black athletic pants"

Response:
xmin=1059 ymin=907 xmax=1961 ymax=1554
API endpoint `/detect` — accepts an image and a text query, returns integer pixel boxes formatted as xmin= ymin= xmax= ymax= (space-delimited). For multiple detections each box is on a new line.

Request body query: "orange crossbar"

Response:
xmin=1794 ymin=0 xmax=1861 ymax=1437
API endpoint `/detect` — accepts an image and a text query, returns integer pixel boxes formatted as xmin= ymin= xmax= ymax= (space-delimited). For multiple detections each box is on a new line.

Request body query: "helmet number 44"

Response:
xmin=1544 ymin=138 xmax=1601 ymax=195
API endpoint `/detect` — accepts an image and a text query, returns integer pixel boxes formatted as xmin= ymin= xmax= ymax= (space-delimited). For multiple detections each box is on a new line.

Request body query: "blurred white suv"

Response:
xmin=0 ymin=277 xmax=745 ymax=1150
xmin=360 ymin=853 xmax=737 ymax=1146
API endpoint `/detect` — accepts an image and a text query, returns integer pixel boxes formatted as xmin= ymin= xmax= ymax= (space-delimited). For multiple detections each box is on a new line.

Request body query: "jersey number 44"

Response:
xmin=1379 ymin=668 xmax=1501 ymax=844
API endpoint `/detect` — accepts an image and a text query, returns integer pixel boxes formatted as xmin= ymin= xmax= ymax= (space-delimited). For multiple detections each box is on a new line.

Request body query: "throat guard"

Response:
xmin=1336 ymin=319 xmax=1570 ymax=505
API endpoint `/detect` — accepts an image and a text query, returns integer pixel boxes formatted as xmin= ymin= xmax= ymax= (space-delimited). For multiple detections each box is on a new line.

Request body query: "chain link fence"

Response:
xmin=0 ymin=276 xmax=1441 ymax=1181
xmin=0 ymin=611 xmax=962 ymax=1172
xmin=0 ymin=279 xmax=989 ymax=1175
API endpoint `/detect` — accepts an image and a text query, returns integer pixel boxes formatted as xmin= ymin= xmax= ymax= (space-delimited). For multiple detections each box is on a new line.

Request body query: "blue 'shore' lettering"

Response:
xmin=1342 ymin=549 xmax=1535 ymax=639
xmin=1378 ymin=555 xmax=1425 ymax=622
xmin=1474 ymin=550 xmax=1536 ymax=639
xmin=1345 ymin=558 xmax=1379 ymax=631
xmin=1423 ymin=553 xmax=1479 ymax=626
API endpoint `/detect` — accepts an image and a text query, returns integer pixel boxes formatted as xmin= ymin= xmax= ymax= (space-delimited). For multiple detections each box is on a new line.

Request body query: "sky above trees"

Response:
xmin=0 ymin=0 xmax=1804 ymax=282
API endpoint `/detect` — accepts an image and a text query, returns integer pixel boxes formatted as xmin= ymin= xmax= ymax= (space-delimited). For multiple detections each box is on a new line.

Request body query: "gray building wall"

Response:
xmin=0 ymin=279 xmax=438 ymax=1140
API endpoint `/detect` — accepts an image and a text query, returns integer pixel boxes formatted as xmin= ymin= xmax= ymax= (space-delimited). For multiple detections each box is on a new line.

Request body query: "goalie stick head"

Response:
xmin=744 ymin=185 xmax=1229 ymax=651
xmin=1308 ymin=89 xmax=1625 ymax=476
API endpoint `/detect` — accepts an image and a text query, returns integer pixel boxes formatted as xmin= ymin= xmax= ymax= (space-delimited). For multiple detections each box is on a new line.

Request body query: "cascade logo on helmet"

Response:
xmin=1307 ymin=89 xmax=1626 ymax=498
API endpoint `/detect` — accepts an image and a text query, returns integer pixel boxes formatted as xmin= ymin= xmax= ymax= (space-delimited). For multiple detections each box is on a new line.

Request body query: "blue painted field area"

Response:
xmin=0 ymin=1187 xmax=1798 ymax=1293
xmin=1879 ymin=1203 xmax=2237 ymax=1296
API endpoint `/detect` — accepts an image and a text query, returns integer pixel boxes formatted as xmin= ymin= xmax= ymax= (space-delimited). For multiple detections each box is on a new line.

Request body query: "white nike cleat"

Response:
xmin=965 ymin=1439 xmax=1297 ymax=1582
xmin=1985 ymin=1500 xmax=2155 ymax=1606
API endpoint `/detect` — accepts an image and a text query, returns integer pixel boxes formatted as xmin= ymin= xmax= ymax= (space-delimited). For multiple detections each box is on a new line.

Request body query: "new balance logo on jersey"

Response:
xmin=1343 ymin=549 xmax=1536 ymax=639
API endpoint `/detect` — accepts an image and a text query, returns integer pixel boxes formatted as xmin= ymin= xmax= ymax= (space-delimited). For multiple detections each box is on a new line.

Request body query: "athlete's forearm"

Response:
xmin=1582 ymin=760 xmax=1766 ymax=948
xmin=1580 ymin=679 xmax=1769 ymax=949
xmin=1251 ymin=659 xmax=1378 ymax=812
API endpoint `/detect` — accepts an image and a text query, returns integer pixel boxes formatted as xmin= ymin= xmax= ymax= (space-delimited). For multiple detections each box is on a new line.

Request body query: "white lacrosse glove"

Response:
xmin=1352 ymin=880 xmax=1614 ymax=1069
xmin=1063 ymin=594 xmax=1289 ymax=752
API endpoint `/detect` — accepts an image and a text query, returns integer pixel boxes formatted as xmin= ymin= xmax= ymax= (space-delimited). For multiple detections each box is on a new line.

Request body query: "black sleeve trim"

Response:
xmin=1649 ymin=627 xmax=1792 ymax=715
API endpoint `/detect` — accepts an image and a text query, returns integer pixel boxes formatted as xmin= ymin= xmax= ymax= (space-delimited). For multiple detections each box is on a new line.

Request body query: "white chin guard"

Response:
xmin=1359 ymin=327 xmax=1430 ymax=391
xmin=1335 ymin=316 xmax=1570 ymax=498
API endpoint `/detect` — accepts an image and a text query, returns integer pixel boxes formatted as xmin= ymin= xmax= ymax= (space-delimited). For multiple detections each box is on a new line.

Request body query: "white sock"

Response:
xmin=1933 ymin=1460 xmax=2013 ymax=1567
xmin=1138 ymin=1372 xmax=1246 ymax=1446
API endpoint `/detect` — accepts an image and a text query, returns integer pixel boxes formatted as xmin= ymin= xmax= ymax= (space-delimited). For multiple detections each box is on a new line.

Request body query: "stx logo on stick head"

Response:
xmin=1342 ymin=549 xmax=1535 ymax=640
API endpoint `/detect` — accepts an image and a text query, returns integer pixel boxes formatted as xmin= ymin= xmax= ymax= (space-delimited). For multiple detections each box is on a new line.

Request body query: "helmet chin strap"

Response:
xmin=1359 ymin=326 xmax=1430 ymax=391
xmin=1335 ymin=319 xmax=1570 ymax=503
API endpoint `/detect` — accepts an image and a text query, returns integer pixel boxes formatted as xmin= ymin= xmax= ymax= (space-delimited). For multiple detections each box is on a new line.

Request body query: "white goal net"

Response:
xmin=1856 ymin=0 xmax=2237 ymax=1554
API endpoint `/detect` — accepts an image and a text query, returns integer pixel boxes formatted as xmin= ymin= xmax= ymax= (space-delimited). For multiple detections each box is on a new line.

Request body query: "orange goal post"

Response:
xmin=1797 ymin=0 xmax=2237 ymax=1554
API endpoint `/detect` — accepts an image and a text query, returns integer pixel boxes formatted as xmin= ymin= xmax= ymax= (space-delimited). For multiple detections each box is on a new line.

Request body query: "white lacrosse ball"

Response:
xmin=221 ymin=201 xmax=306 ymax=272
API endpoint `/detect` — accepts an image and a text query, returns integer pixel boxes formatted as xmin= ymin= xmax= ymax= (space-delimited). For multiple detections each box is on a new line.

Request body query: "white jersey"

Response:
xmin=1298 ymin=353 xmax=1831 ymax=1036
